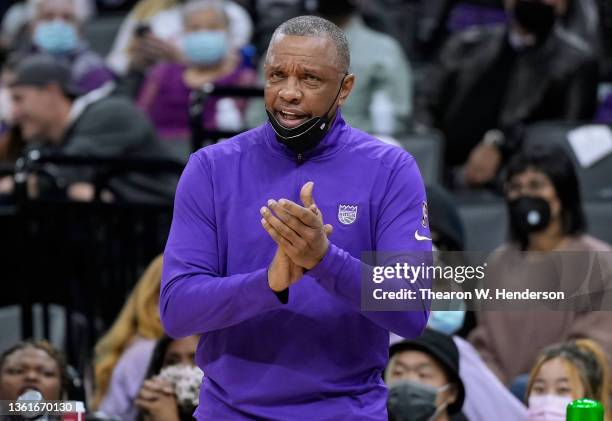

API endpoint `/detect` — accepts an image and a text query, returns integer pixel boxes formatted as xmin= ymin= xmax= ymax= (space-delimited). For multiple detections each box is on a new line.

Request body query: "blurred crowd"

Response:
xmin=0 ymin=0 xmax=612 ymax=420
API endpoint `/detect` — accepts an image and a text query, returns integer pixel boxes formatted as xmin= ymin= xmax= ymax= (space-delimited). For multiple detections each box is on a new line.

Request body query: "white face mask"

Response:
xmin=527 ymin=394 xmax=573 ymax=421
xmin=0 ymin=86 xmax=13 ymax=124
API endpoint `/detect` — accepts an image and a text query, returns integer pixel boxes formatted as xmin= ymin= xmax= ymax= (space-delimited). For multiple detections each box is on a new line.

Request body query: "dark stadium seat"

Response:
xmin=398 ymin=130 xmax=444 ymax=185
xmin=523 ymin=121 xmax=612 ymax=200
xmin=83 ymin=14 xmax=125 ymax=57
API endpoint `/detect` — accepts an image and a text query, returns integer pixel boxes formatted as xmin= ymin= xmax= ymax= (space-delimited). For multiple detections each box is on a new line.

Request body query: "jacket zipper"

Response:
xmin=296 ymin=153 xmax=303 ymax=197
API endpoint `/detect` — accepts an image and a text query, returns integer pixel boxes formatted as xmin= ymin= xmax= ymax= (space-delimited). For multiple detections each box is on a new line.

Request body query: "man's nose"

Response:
xmin=278 ymin=77 xmax=302 ymax=104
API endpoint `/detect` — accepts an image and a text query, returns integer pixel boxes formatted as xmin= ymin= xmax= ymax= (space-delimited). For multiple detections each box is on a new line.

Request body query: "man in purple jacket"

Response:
xmin=161 ymin=15 xmax=432 ymax=420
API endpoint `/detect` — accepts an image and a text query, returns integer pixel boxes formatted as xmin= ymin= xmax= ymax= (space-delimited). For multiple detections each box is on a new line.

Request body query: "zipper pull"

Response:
xmin=297 ymin=153 xmax=303 ymax=164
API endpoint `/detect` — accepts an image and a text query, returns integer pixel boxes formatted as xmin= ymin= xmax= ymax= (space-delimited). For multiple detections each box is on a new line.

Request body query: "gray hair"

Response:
xmin=181 ymin=0 xmax=227 ymax=23
xmin=28 ymin=0 xmax=93 ymax=24
xmin=267 ymin=15 xmax=350 ymax=74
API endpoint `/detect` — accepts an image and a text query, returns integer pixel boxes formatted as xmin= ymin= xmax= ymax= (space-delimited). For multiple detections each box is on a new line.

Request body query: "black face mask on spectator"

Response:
xmin=387 ymin=380 xmax=448 ymax=421
xmin=508 ymin=196 xmax=551 ymax=239
xmin=513 ymin=0 xmax=556 ymax=42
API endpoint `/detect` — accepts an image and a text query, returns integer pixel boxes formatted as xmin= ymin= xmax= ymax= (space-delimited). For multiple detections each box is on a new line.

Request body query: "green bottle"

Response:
xmin=566 ymin=399 xmax=604 ymax=421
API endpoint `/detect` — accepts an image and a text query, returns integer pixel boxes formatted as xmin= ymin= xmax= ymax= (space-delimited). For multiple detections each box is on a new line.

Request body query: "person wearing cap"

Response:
xmin=386 ymin=329 xmax=467 ymax=421
xmin=7 ymin=54 xmax=176 ymax=202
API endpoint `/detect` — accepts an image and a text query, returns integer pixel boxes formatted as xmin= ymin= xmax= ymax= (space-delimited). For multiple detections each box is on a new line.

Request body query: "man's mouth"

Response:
xmin=275 ymin=110 xmax=311 ymax=128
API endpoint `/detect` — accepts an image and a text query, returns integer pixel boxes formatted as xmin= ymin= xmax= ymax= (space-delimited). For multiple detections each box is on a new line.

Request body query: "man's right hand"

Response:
xmin=267 ymin=247 xmax=304 ymax=292
xmin=265 ymin=194 xmax=333 ymax=292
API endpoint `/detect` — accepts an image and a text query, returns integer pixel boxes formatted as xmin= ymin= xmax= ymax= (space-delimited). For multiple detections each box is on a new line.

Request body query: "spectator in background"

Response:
xmin=0 ymin=340 xmax=69 ymax=401
xmin=526 ymin=339 xmax=611 ymax=421
xmin=93 ymin=255 xmax=164 ymax=421
xmin=469 ymin=145 xmax=612 ymax=387
xmin=137 ymin=0 xmax=256 ymax=145
xmin=415 ymin=0 xmax=598 ymax=189
xmin=135 ymin=335 xmax=200 ymax=421
xmin=24 ymin=0 xmax=113 ymax=93
xmin=106 ymin=0 xmax=252 ymax=96
xmin=385 ymin=329 xmax=468 ymax=421
xmin=6 ymin=55 xmax=177 ymax=203
xmin=388 ymin=187 xmax=529 ymax=420
xmin=0 ymin=54 xmax=25 ymax=165
xmin=316 ymin=0 xmax=412 ymax=136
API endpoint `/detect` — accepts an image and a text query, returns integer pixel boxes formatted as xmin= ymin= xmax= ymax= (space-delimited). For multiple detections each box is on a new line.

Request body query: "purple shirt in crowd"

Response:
xmin=138 ymin=62 xmax=255 ymax=140
xmin=98 ymin=337 xmax=156 ymax=421
xmin=161 ymin=113 xmax=431 ymax=420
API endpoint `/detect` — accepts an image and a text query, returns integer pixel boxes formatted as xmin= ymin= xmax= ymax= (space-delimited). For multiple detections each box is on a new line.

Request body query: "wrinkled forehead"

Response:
xmin=2 ymin=348 xmax=57 ymax=369
xmin=265 ymin=34 xmax=341 ymax=74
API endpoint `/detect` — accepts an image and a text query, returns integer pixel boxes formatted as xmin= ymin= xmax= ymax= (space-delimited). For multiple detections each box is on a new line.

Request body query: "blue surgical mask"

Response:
xmin=427 ymin=310 xmax=466 ymax=335
xmin=33 ymin=20 xmax=79 ymax=54
xmin=183 ymin=30 xmax=228 ymax=65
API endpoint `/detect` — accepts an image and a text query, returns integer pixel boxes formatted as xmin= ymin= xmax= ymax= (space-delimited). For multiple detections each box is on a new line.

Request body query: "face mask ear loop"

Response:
xmin=427 ymin=384 xmax=451 ymax=421
xmin=320 ymin=73 xmax=348 ymax=128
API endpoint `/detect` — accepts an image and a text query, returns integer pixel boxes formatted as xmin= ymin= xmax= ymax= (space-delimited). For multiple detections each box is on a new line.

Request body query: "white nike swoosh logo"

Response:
xmin=414 ymin=230 xmax=432 ymax=241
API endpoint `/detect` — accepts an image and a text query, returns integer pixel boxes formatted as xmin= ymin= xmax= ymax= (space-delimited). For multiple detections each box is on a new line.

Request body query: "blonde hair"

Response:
xmin=132 ymin=0 xmax=178 ymax=21
xmin=527 ymin=339 xmax=612 ymax=420
xmin=91 ymin=255 xmax=165 ymax=409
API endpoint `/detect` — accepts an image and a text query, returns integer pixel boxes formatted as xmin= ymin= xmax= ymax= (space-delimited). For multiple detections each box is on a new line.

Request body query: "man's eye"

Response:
xmin=304 ymin=75 xmax=320 ymax=83
xmin=269 ymin=72 xmax=284 ymax=80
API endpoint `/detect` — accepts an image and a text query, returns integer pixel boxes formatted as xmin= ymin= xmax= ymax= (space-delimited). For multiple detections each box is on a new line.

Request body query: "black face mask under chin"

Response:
xmin=266 ymin=76 xmax=345 ymax=155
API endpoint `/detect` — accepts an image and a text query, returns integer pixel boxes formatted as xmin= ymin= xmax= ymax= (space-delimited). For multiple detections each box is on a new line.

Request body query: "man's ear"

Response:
xmin=446 ymin=383 xmax=458 ymax=405
xmin=338 ymin=73 xmax=355 ymax=107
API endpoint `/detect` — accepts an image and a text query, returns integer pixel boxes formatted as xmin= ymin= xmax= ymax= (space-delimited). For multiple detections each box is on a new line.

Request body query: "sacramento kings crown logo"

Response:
xmin=338 ymin=204 xmax=358 ymax=225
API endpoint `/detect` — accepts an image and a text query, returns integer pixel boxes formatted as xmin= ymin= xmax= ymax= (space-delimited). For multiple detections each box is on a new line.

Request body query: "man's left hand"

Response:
xmin=261 ymin=182 xmax=331 ymax=270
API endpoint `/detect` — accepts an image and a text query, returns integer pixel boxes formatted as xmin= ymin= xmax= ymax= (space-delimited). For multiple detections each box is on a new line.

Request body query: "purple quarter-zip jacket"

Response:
xmin=161 ymin=112 xmax=432 ymax=420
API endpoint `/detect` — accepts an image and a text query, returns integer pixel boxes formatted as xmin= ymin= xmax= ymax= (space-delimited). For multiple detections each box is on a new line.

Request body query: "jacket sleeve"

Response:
xmin=160 ymin=153 xmax=285 ymax=337
xmin=563 ymin=57 xmax=599 ymax=120
xmin=308 ymin=155 xmax=431 ymax=339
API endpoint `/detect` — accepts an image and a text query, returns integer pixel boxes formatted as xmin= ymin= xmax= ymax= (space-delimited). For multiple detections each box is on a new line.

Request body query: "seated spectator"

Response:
xmin=414 ymin=0 xmax=599 ymax=189
xmin=106 ymin=0 xmax=252 ymax=96
xmin=316 ymin=0 xmax=412 ymax=136
xmin=385 ymin=329 xmax=467 ymax=421
xmin=135 ymin=335 xmax=200 ymax=421
xmin=0 ymin=340 xmax=68 ymax=401
xmin=2 ymin=0 xmax=91 ymax=54
xmin=93 ymin=255 xmax=164 ymax=421
xmin=7 ymin=55 xmax=178 ymax=202
xmin=137 ymin=0 xmax=256 ymax=143
xmin=469 ymin=145 xmax=612 ymax=386
xmin=23 ymin=0 xmax=113 ymax=93
xmin=526 ymin=339 xmax=611 ymax=421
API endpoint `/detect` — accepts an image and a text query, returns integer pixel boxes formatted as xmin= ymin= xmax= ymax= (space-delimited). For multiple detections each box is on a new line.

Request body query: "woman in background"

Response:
xmin=135 ymin=335 xmax=200 ymax=421
xmin=137 ymin=0 xmax=256 ymax=145
xmin=105 ymin=0 xmax=251 ymax=77
xmin=469 ymin=145 xmax=612 ymax=388
xmin=526 ymin=339 xmax=611 ymax=421
xmin=93 ymin=255 xmax=164 ymax=421
xmin=0 ymin=340 xmax=68 ymax=401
